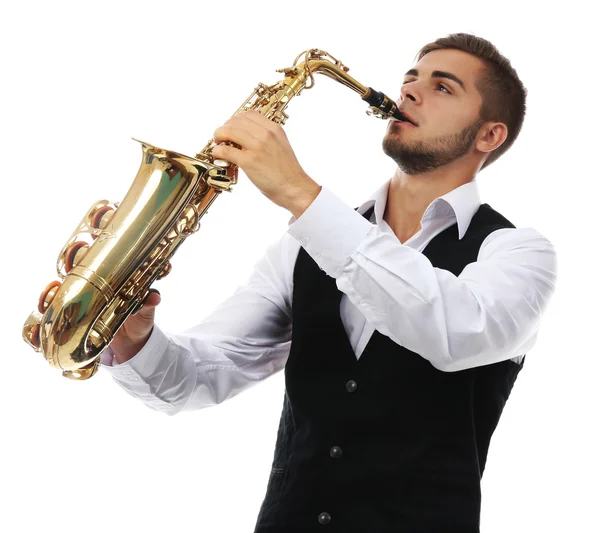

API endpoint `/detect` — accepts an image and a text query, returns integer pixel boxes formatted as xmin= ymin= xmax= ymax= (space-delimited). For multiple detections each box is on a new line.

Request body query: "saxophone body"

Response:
xmin=22 ymin=49 xmax=404 ymax=380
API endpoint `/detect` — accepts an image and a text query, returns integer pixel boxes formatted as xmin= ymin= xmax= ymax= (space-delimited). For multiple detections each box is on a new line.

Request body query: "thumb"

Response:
xmin=144 ymin=288 xmax=161 ymax=307
xmin=136 ymin=289 xmax=161 ymax=320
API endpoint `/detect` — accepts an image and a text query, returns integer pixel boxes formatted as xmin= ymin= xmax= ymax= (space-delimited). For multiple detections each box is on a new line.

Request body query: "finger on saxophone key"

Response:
xmin=110 ymin=289 xmax=161 ymax=364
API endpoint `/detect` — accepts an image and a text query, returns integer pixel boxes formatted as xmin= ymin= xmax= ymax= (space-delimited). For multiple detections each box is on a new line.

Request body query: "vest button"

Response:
xmin=330 ymin=446 xmax=343 ymax=459
xmin=345 ymin=380 xmax=358 ymax=393
xmin=318 ymin=512 xmax=331 ymax=525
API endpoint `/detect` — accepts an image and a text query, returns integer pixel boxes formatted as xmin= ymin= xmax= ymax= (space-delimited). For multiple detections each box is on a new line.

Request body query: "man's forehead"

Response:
xmin=410 ymin=49 xmax=484 ymax=80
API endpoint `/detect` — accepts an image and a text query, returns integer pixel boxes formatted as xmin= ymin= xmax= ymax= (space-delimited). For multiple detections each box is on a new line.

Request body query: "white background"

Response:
xmin=1 ymin=1 xmax=597 ymax=531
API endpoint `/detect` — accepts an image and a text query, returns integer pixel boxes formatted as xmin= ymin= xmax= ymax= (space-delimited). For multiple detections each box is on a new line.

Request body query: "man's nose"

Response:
xmin=399 ymin=82 xmax=421 ymax=104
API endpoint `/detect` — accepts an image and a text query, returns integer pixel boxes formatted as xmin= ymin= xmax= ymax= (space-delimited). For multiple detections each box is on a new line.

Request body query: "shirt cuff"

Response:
xmin=287 ymin=186 xmax=373 ymax=276
xmin=101 ymin=325 xmax=171 ymax=380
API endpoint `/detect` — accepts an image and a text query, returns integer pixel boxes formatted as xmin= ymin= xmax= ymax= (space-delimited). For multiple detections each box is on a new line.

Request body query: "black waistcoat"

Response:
xmin=254 ymin=203 xmax=524 ymax=533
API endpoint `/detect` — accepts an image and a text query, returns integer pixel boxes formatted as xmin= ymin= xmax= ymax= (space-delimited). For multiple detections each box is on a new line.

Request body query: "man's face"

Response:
xmin=383 ymin=49 xmax=486 ymax=174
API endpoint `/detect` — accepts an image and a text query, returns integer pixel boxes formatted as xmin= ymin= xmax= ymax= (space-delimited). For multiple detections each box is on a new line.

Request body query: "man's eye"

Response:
xmin=437 ymin=84 xmax=451 ymax=93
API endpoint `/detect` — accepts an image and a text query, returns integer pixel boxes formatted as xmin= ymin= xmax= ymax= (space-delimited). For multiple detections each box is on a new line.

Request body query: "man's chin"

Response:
xmin=382 ymin=144 xmax=439 ymax=175
xmin=382 ymin=139 xmax=410 ymax=161
xmin=383 ymin=135 xmax=402 ymax=150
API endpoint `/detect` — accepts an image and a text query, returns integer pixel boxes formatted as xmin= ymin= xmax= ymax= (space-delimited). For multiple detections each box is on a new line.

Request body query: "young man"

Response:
xmin=104 ymin=33 xmax=557 ymax=532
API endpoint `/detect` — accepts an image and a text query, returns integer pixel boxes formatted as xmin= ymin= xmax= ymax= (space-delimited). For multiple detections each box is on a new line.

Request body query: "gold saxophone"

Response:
xmin=22 ymin=49 xmax=405 ymax=380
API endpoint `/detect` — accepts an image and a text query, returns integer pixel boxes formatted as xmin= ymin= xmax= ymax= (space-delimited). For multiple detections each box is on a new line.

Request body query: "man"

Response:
xmin=103 ymin=33 xmax=557 ymax=532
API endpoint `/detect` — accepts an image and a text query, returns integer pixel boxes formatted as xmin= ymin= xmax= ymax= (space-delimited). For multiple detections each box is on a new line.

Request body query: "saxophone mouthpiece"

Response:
xmin=362 ymin=87 xmax=404 ymax=121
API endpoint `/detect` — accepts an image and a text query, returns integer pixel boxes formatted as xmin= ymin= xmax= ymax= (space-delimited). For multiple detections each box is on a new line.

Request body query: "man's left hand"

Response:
xmin=212 ymin=110 xmax=321 ymax=218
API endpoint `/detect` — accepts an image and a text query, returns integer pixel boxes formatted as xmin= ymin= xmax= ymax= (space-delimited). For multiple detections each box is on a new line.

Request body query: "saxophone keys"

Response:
xmin=213 ymin=159 xmax=232 ymax=168
xmin=156 ymin=261 xmax=172 ymax=280
xmin=63 ymin=241 xmax=90 ymax=273
xmin=31 ymin=324 xmax=41 ymax=349
xmin=89 ymin=205 xmax=116 ymax=238
xmin=38 ymin=280 xmax=62 ymax=314
xmin=207 ymin=167 xmax=234 ymax=191
xmin=23 ymin=323 xmax=41 ymax=351
xmin=22 ymin=311 xmax=43 ymax=351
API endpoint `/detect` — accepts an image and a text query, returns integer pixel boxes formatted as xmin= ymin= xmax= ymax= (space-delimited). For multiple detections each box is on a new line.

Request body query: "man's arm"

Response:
xmin=101 ymin=234 xmax=297 ymax=415
xmin=210 ymin=109 xmax=557 ymax=371
xmin=288 ymin=187 xmax=557 ymax=372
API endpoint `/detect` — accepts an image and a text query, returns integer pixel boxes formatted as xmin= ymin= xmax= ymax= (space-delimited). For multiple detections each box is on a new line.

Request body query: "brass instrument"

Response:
xmin=22 ymin=49 xmax=406 ymax=380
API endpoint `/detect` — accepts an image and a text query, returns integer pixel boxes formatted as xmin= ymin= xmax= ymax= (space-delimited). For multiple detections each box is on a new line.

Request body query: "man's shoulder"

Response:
xmin=472 ymin=203 xmax=516 ymax=230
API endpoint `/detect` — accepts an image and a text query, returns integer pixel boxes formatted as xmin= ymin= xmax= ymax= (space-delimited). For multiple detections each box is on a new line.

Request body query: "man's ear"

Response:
xmin=476 ymin=122 xmax=508 ymax=154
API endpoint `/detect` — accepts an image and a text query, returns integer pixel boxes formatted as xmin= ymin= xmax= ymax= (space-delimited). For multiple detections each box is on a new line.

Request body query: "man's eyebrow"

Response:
xmin=404 ymin=68 xmax=466 ymax=91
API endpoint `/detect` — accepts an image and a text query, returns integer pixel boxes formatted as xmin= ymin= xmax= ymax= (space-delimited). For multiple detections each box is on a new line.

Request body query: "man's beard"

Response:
xmin=382 ymin=118 xmax=484 ymax=175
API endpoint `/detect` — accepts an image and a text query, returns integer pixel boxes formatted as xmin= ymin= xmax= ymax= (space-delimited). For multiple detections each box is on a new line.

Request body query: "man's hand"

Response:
xmin=212 ymin=110 xmax=321 ymax=218
xmin=110 ymin=289 xmax=161 ymax=364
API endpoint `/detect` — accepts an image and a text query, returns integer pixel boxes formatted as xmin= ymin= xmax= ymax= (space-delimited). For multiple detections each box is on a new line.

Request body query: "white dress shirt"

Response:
xmin=101 ymin=178 xmax=557 ymax=415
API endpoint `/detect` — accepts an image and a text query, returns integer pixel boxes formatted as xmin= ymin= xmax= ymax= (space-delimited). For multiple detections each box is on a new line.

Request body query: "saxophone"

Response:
xmin=22 ymin=49 xmax=406 ymax=380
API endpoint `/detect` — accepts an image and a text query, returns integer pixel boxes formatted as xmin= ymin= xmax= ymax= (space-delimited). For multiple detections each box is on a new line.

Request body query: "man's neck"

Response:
xmin=383 ymin=167 xmax=475 ymax=243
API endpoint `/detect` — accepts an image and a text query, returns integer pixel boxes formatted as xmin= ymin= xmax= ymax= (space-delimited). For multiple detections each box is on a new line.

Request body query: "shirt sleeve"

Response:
xmin=288 ymin=187 xmax=558 ymax=372
xmin=101 ymin=233 xmax=298 ymax=415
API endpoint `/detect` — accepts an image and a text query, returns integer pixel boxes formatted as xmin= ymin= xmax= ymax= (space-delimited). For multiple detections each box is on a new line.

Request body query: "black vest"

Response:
xmin=254 ymin=203 xmax=524 ymax=533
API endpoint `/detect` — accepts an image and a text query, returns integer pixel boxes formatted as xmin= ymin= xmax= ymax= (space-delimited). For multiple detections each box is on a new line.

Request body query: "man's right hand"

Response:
xmin=110 ymin=289 xmax=161 ymax=364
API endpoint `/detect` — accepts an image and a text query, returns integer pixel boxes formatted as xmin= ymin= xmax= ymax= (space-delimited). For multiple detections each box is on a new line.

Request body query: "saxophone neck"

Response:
xmin=194 ymin=48 xmax=402 ymax=160
xmin=296 ymin=49 xmax=369 ymax=96
xmin=282 ymin=49 xmax=403 ymax=122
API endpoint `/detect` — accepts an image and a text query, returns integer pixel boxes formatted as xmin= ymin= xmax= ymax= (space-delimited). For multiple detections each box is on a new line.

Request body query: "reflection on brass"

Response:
xmin=22 ymin=49 xmax=402 ymax=380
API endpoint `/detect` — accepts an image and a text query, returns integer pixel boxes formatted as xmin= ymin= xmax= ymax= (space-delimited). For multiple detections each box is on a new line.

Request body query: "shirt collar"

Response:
xmin=359 ymin=178 xmax=482 ymax=240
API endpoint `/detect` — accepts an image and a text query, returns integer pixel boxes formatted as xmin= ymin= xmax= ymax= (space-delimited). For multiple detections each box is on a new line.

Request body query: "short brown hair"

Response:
xmin=416 ymin=33 xmax=527 ymax=169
